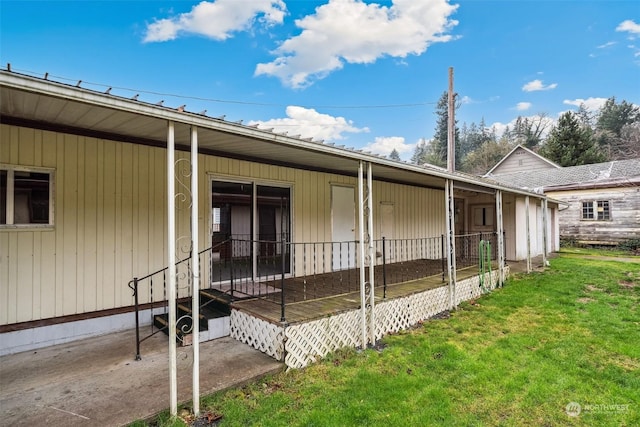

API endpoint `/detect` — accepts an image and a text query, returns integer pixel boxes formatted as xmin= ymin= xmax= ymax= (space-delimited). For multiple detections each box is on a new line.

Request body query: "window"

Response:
xmin=597 ymin=201 xmax=610 ymax=220
xmin=1 ymin=165 xmax=54 ymax=227
xmin=472 ymin=205 xmax=494 ymax=227
xmin=581 ymin=202 xmax=594 ymax=220
xmin=581 ymin=200 xmax=610 ymax=221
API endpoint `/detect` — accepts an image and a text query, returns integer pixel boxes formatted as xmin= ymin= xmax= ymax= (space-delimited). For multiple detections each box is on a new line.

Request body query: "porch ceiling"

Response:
xmin=0 ymin=70 xmax=540 ymax=197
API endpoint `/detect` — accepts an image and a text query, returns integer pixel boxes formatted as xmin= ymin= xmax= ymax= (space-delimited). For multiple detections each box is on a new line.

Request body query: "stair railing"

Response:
xmin=128 ymin=240 xmax=228 ymax=360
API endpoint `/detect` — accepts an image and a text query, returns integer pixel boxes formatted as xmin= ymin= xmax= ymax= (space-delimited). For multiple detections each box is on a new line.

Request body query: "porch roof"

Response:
xmin=1 ymin=69 xmax=541 ymax=199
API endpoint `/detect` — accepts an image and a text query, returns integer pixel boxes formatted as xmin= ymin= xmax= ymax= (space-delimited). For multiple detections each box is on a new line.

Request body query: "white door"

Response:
xmin=332 ymin=185 xmax=356 ymax=270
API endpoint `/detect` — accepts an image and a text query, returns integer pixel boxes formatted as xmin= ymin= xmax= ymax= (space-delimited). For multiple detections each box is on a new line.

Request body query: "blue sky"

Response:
xmin=1 ymin=0 xmax=639 ymax=160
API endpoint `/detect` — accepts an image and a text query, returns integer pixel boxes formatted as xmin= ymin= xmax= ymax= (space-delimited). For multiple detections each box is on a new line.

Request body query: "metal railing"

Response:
xmin=129 ymin=232 xmax=503 ymax=358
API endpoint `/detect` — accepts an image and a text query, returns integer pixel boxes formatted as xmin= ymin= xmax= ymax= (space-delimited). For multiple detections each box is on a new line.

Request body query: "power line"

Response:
xmin=8 ymin=65 xmax=439 ymax=110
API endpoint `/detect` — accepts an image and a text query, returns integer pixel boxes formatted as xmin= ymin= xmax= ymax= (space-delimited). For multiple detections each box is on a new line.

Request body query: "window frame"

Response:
xmin=1 ymin=164 xmax=55 ymax=230
xmin=581 ymin=200 xmax=611 ymax=221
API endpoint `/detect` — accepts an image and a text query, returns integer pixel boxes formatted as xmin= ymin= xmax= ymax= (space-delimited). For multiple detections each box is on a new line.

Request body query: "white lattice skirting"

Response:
xmin=232 ymin=267 xmax=510 ymax=369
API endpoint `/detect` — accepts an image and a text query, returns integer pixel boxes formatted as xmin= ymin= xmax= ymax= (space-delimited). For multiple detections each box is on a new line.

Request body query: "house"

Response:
xmin=486 ymin=144 xmax=561 ymax=176
xmin=1 ymin=69 xmax=559 ymax=365
xmin=486 ymin=151 xmax=640 ymax=246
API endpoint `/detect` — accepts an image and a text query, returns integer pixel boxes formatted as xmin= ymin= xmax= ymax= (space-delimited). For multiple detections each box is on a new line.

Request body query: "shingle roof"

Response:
xmin=485 ymin=158 xmax=640 ymax=191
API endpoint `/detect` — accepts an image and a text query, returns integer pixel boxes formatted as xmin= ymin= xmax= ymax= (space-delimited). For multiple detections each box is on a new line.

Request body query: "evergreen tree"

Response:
xmin=596 ymin=97 xmax=640 ymax=137
xmin=388 ymin=148 xmax=401 ymax=161
xmin=410 ymin=138 xmax=430 ymax=164
xmin=426 ymin=91 xmax=459 ymax=169
xmin=511 ymin=114 xmax=549 ymax=149
xmin=595 ymin=97 xmax=640 ymax=160
xmin=540 ymin=111 xmax=605 ymax=166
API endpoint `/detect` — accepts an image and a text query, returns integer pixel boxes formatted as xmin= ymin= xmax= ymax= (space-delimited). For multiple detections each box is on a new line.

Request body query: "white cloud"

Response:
xmin=515 ymin=102 xmax=532 ymax=111
xmin=490 ymin=114 xmax=555 ymax=139
xmin=562 ymin=98 xmax=607 ymax=111
xmin=363 ymin=136 xmax=415 ymax=158
xmin=144 ymin=0 xmax=286 ymax=42
xmin=596 ymin=41 xmax=616 ymax=49
xmin=522 ymin=79 xmax=558 ymax=92
xmin=255 ymin=0 xmax=459 ymax=88
xmin=616 ymin=19 xmax=640 ymax=36
xmin=459 ymin=95 xmax=475 ymax=105
xmin=248 ymin=106 xmax=369 ymax=141
xmin=563 ymin=97 xmax=608 ymax=111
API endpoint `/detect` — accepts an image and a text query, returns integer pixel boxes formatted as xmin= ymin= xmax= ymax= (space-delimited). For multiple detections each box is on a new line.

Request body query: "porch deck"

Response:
xmin=230 ymin=263 xmax=493 ymax=324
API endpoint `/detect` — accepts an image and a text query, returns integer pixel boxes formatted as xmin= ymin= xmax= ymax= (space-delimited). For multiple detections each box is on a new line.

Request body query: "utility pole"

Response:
xmin=447 ymin=67 xmax=455 ymax=172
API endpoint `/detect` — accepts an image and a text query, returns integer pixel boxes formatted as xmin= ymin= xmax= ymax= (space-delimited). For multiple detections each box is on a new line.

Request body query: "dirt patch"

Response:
xmin=619 ymin=280 xmax=638 ymax=289
xmin=585 ymin=285 xmax=602 ymax=292
xmin=577 ymin=297 xmax=595 ymax=304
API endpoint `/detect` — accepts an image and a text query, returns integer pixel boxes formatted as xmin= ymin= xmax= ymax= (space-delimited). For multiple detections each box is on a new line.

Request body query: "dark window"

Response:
xmin=581 ymin=200 xmax=610 ymax=221
xmin=597 ymin=201 xmax=610 ymax=220
xmin=1 ymin=167 xmax=53 ymax=226
xmin=582 ymin=202 xmax=594 ymax=220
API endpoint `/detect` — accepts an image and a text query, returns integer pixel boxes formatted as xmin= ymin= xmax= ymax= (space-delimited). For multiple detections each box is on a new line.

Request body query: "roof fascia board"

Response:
xmin=0 ymin=70 xmax=544 ymax=199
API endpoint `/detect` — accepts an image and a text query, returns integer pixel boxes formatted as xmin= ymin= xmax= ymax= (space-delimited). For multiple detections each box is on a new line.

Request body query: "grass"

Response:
xmin=135 ymin=251 xmax=640 ymax=426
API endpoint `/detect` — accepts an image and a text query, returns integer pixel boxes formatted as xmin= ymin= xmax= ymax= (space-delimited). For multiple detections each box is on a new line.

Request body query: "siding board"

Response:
xmin=2 ymin=123 xmax=452 ymax=325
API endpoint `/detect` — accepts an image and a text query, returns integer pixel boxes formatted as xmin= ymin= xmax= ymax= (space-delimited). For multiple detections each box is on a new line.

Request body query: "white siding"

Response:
xmin=492 ymin=147 xmax=557 ymax=175
xmin=1 ymin=124 xmax=447 ymax=324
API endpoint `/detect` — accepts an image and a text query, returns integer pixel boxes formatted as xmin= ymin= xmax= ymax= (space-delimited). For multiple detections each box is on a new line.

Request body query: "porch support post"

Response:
xmin=167 ymin=121 xmax=178 ymax=416
xmin=366 ymin=161 xmax=375 ymax=344
xmin=495 ymin=190 xmax=505 ymax=287
xmin=542 ymin=197 xmax=549 ymax=267
xmin=357 ymin=161 xmax=367 ymax=348
xmin=525 ymin=195 xmax=531 ymax=273
xmin=190 ymin=126 xmax=200 ymax=416
xmin=445 ymin=179 xmax=457 ymax=309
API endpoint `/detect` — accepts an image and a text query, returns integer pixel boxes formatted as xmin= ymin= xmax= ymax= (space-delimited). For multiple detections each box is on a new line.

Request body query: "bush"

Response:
xmin=618 ymin=238 xmax=640 ymax=254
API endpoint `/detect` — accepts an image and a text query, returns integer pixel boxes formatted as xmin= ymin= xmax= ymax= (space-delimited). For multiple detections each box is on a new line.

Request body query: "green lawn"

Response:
xmin=136 ymin=252 xmax=640 ymax=426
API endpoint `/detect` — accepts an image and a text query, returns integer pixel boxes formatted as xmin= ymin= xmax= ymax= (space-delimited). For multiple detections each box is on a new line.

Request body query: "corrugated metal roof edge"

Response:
xmin=0 ymin=69 xmax=546 ymax=200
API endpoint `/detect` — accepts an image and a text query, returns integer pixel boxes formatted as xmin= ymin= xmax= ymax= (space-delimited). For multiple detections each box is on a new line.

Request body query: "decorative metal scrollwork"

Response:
xmin=174 ymin=158 xmax=193 ymax=209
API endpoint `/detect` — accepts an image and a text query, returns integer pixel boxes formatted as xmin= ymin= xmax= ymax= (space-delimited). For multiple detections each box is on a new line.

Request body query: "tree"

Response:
xmin=462 ymin=138 xmax=513 ymax=175
xmin=426 ymin=91 xmax=460 ymax=169
xmin=410 ymin=138 xmax=430 ymax=164
xmin=595 ymin=97 xmax=640 ymax=160
xmin=613 ymin=122 xmax=640 ymax=159
xmin=510 ymin=114 xmax=550 ymax=149
xmin=388 ymin=148 xmax=401 ymax=161
xmin=540 ymin=111 xmax=605 ymax=166
xmin=458 ymin=118 xmax=496 ymax=162
xmin=596 ymin=97 xmax=640 ymax=137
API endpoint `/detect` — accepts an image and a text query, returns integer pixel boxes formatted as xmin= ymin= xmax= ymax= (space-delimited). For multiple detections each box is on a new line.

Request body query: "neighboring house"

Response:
xmin=486 ymin=144 xmax=561 ymax=176
xmin=486 ymin=151 xmax=640 ymax=246
xmin=1 ymin=70 xmax=559 ymax=362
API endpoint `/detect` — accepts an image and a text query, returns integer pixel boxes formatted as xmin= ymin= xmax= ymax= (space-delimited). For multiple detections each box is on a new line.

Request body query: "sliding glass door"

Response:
xmin=211 ymin=179 xmax=290 ymax=283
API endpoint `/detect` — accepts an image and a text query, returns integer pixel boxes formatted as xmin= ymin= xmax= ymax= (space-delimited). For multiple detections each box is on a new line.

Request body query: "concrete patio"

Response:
xmin=0 ymin=329 xmax=283 ymax=426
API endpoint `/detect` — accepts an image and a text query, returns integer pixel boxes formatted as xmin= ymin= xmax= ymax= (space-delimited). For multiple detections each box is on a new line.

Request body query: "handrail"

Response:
xmin=128 ymin=232 xmax=504 ymax=359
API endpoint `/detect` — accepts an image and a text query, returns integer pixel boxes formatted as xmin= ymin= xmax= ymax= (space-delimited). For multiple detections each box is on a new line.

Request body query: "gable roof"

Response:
xmin=485 ymin=144 xmax=561 ymax=176
xmin=486 ymin=158 xmax=640 ymax=191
